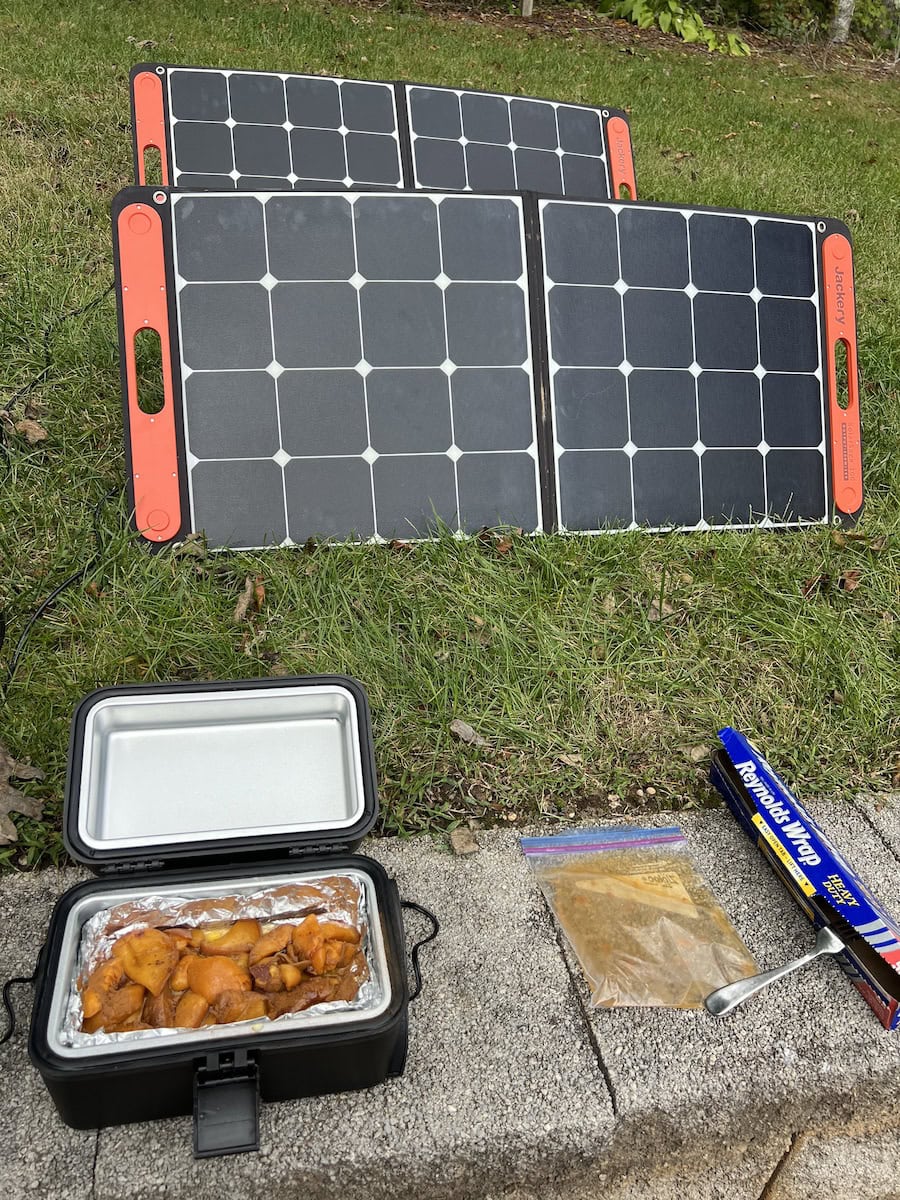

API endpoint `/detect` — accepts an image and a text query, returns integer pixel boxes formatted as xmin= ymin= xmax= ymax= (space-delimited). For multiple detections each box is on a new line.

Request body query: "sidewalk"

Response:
xmin=2 ymin=797 xmax=899 ymax=1200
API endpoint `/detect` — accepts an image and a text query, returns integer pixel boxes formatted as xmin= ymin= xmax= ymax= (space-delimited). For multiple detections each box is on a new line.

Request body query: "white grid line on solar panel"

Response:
xmin=166 ymin=67 xmax=403 ymax=190
xmin=538 ymin=200 xmax=828 ymax=531
xmin=259 ymin=180 xmax=292 ymax=540
xmin=683 ymin=212 xmax=705 ymax=523
xmin=406 ymin=84 xmax=608 ymax=196
xmin=610 ymin=188 xmax=634 ymax=525
xmin=749 ymin=217 xmax=769 ymax=517
xmin=171 ymin=191 xmax=542 ymax=545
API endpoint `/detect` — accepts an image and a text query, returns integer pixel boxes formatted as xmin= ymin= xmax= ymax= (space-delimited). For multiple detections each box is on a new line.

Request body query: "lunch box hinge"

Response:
xmin=288 ymin=844 xmax=349 ymax=857
xmin=101 ymin=860 xmax=166 ymax=874
xmin=193 ymin=1049 xmax=260 ymax=1159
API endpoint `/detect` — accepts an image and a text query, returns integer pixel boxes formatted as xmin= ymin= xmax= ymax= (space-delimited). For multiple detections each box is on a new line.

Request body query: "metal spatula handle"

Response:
xmin=705 ymin=926 xmax=845 ymax=1017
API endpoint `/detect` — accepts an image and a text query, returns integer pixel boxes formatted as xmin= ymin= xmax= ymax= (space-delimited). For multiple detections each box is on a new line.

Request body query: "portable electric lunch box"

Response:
xmin=27 ymin=676 xmax=416 ymax=1157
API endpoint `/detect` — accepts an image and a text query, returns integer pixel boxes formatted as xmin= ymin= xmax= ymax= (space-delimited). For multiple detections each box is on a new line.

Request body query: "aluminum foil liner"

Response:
xmin=62 ymin=874 xmax=380 ymax=1047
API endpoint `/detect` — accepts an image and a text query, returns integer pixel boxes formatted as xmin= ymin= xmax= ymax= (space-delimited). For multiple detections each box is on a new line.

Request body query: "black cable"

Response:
xmin=2 ymin=283 xmax=114 ymax=415
xmin=0 ymin=485 xmax=121 ymax=698
xmin=0 ymin=974 xmax=34 ymax=1047
xmin=400 ymin=900 xmax=439 ymax=1001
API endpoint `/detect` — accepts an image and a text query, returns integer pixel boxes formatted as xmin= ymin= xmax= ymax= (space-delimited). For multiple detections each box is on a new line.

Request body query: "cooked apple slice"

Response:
xmin=249 ymin=924 xmax=292 ymax=966
xmin=198 ymin=919 xmax=261 ymax=957
xmin=186 ymin=955 xmax=251 ymax=1004
xmin=174 ymin=990 xmax=209 ymax=1029
xmin=112 ymin=929 xmax=179 ymax=996
xmin=211 ymin=990 xmax=267 ymax=1024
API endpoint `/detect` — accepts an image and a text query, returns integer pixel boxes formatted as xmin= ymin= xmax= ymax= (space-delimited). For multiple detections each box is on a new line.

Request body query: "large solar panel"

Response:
xmin=114 ymin=188 xmax=861 ymax=549
xmin=538 ymin=199 xmax=860 ymax=531
xmin=114 ymin=188 xmax=541 ymax=548
xmin=131 ymin=65 xmax=636 ymax=201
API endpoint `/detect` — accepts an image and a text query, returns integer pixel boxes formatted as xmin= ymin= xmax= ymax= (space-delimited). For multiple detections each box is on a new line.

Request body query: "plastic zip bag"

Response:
xmin=522 ymin=826 xmax=757 ymax=1008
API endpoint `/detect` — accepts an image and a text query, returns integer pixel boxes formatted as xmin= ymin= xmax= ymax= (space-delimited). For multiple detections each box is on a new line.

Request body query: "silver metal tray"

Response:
xmin=48 ymin=868 xmax=390 ymax=1059
xmin=75 ymin=683 xmax=366 ymax=852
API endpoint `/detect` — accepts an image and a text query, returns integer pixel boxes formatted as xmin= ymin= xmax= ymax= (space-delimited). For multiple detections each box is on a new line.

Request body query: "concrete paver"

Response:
xmin=1 ymin=798 xmax=899 ymax=1198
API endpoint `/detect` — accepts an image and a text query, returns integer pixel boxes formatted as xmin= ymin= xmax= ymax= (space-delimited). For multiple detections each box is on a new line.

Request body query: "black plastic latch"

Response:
xmin=193 ymin=1049 xmax=260 ymax=1159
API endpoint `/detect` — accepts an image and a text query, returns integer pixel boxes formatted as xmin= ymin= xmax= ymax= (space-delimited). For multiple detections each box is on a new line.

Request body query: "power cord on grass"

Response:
xmin=0 ymin=485 xmax=121 ymax=699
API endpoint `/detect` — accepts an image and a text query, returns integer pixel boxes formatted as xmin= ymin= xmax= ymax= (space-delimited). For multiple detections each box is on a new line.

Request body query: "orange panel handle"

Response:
xmin=118 ymin=201 xmax=181 ymax=542
xmin=133 ymin=70 xmax=171 ymax=186
xmin=605 ymin=115 xmax=637 ymax=201
xmin=822 ymin=232 xmax=863 ymax=516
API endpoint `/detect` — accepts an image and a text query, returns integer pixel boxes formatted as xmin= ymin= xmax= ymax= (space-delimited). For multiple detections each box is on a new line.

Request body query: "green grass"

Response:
xmin=1 ymin=0 xmax=898 ymax=868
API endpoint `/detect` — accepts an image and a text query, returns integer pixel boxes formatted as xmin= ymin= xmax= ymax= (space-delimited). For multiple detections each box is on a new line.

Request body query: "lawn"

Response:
xmin=0 ymin=0 xmax=898 ymax=868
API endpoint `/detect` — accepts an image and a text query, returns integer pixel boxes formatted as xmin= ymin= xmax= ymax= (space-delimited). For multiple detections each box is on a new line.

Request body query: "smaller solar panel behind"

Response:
xmin=406 ymin=85 xmax=611 ymax=198
xmin=539 ymin=199 xmax=828 ymax=532
xmin=167 ymin=68 xmax=404 ymax=190
xmin=170 ymin=191 xmax=542 ymax=547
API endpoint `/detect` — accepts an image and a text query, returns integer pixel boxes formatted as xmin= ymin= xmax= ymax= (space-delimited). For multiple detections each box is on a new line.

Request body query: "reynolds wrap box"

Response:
xmin=712 ymin=727 xmax=900 ymax=1030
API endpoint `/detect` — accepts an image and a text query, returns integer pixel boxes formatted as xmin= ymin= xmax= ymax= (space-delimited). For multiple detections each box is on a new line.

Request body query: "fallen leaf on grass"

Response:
xmin=722 ymin=131 xmax=740 ymax=140
xmin=601 ymin=593 xmax=616 ymax=615
xmin=173 ymin=533 xmax=207 ymax=559
xmin=839 ymin=569 xmax=862 ymax=592
xmin=801 ymin=575 xmax=830 ymax=598
xmin=233 ymin=574 xmax=265 ymax=623
xmin=661 ymin=148 xmax=693 ymax=161
xmin=449 ymin=827 xmax=480 ymax=856
xmin=648 ymin=598 xmax=675 ymax=621
xmin=558 ymin=753 xmax=583 ymax=768
xmin=495 ymin=535 xmax=514 ymax=555
xmin=450 ymin=718 xmax=489 ymax=748
xmin=829 ymin=688 xmax=845 ymax=705
xmin=0 ymin=742 xmax=45 ymax=845
xmin=389 ymin=539 xmax=414 ymax=553
xmin=126 ymin=36 xmax=157 ymax=48
xmin=831 ymin=529 xmax=886 ymax=551
xmin=684 ymin=745 xmax=710 ymax=764
xmin=15 ymin=419 xmax=48 ymax=444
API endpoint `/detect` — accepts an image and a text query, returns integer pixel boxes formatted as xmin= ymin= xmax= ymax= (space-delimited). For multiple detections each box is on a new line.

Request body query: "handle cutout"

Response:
xmin=832 ymin=338 xmax=849 ymax=410
xmin=605 ymin=116 xmax=638 ymax=203
xmin=142 ymin=146 xmax=163 ymax=187
xmin=134 ymin=328 xmax=165 ymax=415
xmin=133 ymin=70 xmax=171 ymax=186
xmin=821 ymin=232 xmax=862 ymax=517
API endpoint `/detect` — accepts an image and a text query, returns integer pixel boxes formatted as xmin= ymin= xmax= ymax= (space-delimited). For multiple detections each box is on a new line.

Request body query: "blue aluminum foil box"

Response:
xmin=711 ymin=727 xmax=900 ymax=1030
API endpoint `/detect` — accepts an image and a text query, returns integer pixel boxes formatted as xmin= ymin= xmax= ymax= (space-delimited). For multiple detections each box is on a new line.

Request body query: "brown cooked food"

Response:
xmin=80 ymin=912 xmax=367 ymax=1034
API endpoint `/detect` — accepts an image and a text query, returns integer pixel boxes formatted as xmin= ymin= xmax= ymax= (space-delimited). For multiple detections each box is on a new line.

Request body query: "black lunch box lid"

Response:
xmin=63 ymin=675 xmax=379 ymax=872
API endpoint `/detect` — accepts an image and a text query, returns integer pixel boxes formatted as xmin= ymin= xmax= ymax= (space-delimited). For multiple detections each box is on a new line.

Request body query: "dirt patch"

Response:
xmin=345 ymin=0 xmax=898 ymax=82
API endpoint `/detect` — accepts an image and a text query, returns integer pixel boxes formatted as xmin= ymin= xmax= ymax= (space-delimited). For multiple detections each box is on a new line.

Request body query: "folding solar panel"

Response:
xmin=113 ymin=188 xmax=861 ymax=549
xmin=537 ymin=199 xmax=862 ymax=531
xmin=131 ymin=65 xmax=637 ymax=201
